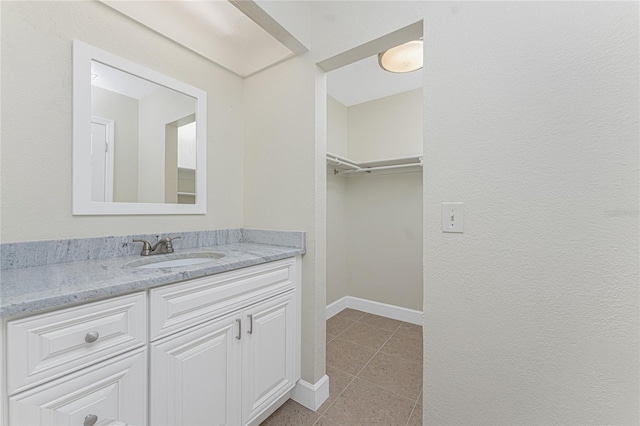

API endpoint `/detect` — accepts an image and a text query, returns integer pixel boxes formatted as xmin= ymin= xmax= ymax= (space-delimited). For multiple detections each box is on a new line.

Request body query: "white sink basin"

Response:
xmin=126 ymin=252 xmax=225 ymax=269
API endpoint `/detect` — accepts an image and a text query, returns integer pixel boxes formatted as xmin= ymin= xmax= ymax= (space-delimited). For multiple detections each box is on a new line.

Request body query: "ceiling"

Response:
xmin=327 ymin=54 xmax=422 ymax=107
xmin=101 ymin=0 xmax=295 ymax=77
xmin=101 ymin=0 xmax=420 ymax=106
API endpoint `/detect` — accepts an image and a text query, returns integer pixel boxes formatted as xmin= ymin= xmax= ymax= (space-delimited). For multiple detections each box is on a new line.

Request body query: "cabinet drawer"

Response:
xmin=9 ymin=347 xmax=147 ymax=426
xmin=7 ymin=292 xmax=146 ymax=395
xmin=150 ymin=258 xmax=296 ymax=341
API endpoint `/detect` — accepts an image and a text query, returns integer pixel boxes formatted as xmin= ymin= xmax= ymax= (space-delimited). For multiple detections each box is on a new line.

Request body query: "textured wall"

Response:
xmin=326 ymin=90 xmax=423 ymax=310
xmin=309 ymin=0 xmax=640 ymax=423
xmin=347 ymin=88 xmax=422 ymax=161
xmin=243 ymin=54 xmax=327 ymax=385
xmin=327 ymin=96 xmax=349 ymax=305
xmin=344 ymin=90 xmax=423 ymax=311
xmin=347 ymin=172 xmax=423 ymax=310
xmin=422 ymin=2 xmax=639 ymax=423
xmin=1 ymin=1 xmax=244 ymax=242
xmin=90 ymin=86 xmax=139 ymax=203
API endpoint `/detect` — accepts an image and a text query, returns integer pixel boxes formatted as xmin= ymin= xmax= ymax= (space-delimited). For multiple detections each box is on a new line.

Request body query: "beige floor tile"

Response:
xmin=324 ymin=378 xmax=414 ymax=426
xmin=380 ymin=332 xmax=423 ymax=364
xmin=338 ymin=321 xmax=393 ymax=351
xmin=318 ymin=367 xmax=355 ymax=414
xmin=395 ymin=322 xmax=423 ymax=339
xmin=332 ymin=308 xmax=366 ymax=323
xmin=326 ymin=338 xmax=377 ymax=375
xmin=407 ymin=391 xmax=423 ymax=426
xmin=357 ymin=313 xmax=403 ymax=332
xmin=327 ymin=333 xmax=337 ymax=344
xmin=314 ymin=415 xmax=342 ymax=426
xmin=260 ymin=399 xmax=320 ymax=426
xmin=358 ymin=352 xmax=422 ymax=400
xmin=327 ymin=315 xmax=355 ymax=337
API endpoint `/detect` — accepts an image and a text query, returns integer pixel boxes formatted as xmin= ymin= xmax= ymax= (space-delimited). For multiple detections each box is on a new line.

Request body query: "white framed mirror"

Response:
xmin=73 ymin=40 xmax=207 ymax=215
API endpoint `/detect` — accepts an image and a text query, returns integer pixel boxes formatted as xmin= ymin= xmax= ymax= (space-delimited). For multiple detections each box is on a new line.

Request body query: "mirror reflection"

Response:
xmin=90 ymin=60 xmax=197 ymax=204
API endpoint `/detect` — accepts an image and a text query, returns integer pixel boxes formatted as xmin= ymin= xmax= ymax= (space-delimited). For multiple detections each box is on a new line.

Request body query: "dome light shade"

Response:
xmin=378 ymin=40 xmax=423 ymax=73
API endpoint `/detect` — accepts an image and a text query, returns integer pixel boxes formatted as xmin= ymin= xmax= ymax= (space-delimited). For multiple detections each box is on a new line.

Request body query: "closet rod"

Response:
xmin=327 ymin=156 xmax=361 ymax=170
xmin=338 ymin=162 xmax=423 ymax=175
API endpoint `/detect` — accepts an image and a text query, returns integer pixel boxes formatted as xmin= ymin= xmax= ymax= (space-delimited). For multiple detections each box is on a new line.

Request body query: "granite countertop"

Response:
xmin=0 ymin=242 xmax=304 ymax=318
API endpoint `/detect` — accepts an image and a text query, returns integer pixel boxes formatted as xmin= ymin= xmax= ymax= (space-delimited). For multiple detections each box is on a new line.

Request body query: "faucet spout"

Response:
xmin=151 ymin=236 xmax=181 ymax=255
xmin=133 ymin=236 xmax=181 ymax=256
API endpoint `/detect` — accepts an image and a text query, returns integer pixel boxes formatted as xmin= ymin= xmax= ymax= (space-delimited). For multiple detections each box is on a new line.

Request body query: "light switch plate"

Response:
xmin=442 ymin=202 xmax=464 ymax=233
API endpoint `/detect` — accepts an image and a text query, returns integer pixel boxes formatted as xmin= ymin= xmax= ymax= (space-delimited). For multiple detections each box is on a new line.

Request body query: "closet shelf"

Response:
xmin=326 ymin=152 xmax=423 ymax=176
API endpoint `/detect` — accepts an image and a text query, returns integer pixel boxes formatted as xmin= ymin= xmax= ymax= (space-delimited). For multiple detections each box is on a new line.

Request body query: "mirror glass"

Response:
xmin=90 ymin=61 xmax=197 ymax=204
xmin=73 ymin=41 xmax=207 ymax=215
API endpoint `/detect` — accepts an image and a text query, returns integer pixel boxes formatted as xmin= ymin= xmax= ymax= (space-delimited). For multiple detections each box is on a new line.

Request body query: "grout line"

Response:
xmin=327 ymin=316 xmax=361 ymax=341
xmin=354 ymin=325 xmax=399 ymax=376
xmin=317 ymin=373 xmax=356 ymax=420
xmin=355 ymin=312 xmax=403 ymax=334
xmin=323 ymin=312 xmax=421 ymax=425
xmin=352 ymin=326 xmax=423 ymax=404
xmin=355 ymin=375 xmax=419 ymax=404
xmin=405 ymin=397 xmax=419 ymax=426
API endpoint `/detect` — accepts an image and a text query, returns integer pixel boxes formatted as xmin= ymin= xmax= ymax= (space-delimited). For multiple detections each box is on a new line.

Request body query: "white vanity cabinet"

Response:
xmin=242 ymin=290 xmax=297 ymax=423
xmin=149 ymin=257 xmax=301 ymax=426
xmin=150 ymin=311 xmax=243 ymax=426
xmin=1 ymin=256 xmax=301 ymax=426
xmin=5 ymin=293 xmax=148 ymax=426
xmin=9 ymin=348 xmax=147 ymax=426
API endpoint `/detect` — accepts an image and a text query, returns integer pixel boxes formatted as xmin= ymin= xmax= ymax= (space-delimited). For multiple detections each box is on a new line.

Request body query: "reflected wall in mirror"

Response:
xmin=73 ymin=40 xmax=207 ymax=215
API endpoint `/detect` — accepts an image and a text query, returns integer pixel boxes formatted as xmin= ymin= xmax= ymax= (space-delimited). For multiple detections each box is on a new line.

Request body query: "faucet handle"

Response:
xmin=133 ymin=239 xmax=152 ymax=256
xmin=164 ymin=236 xmax=180 ymax=253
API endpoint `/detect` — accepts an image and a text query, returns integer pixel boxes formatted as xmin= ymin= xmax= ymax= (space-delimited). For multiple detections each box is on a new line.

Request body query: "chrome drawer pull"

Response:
xmin=247 ymin=314 xmax=254 ymax=334
xmin=84 ymin=331 xmax=100 ymax=344
xmin=84 ymin=414 xmax=98 ymax=426
xmin=236 ymin=319 xmax=242 ymax=340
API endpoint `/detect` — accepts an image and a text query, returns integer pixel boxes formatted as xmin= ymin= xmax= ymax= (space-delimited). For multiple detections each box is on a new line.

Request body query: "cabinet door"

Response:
xmin=242 ymin=291 xmax=296 ymax=424
xmin=9 ymin=347 xmax=146 ymax=426
xmin=150 ymin=311 xmax=242 ymax=426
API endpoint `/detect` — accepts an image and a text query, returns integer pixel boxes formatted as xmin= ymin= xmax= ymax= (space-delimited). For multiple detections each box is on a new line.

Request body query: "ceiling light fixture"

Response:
xmin=378 ymin=40 xmax=423 ymax=73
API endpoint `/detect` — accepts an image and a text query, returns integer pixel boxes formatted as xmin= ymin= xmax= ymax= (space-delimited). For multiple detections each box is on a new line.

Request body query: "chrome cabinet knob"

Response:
xmin=84 ymin=414 xmax=98 ymax=426
xmin=84 ymin=331 xmax=100 ymax=344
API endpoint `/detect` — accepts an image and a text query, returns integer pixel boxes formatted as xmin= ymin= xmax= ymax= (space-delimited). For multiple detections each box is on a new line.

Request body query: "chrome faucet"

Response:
xmin=133 ymin=236 xmax=181 ymax=256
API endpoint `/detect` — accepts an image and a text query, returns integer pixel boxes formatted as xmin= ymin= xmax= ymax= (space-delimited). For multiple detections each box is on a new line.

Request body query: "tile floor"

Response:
xmin=261 ymin=309 xmax=423 ymax=426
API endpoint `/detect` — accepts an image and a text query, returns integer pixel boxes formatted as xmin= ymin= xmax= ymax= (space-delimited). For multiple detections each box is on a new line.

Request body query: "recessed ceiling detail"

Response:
xmin=101 ymin=0 xmax=296 ymax=77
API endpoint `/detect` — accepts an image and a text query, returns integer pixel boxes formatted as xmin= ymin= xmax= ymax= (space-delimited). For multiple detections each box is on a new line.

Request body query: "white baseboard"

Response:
xmin=291 ymin=375 xmax=329 ymax=411
xmin=325 ymin=297 xmax=348 ymax=319
xmin=326 ymin=296 xmax=423 ymax=325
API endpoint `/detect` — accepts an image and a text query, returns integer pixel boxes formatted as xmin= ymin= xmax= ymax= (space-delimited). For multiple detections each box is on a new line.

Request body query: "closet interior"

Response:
xmin=326 ymin=65 xmax=424 ymax=317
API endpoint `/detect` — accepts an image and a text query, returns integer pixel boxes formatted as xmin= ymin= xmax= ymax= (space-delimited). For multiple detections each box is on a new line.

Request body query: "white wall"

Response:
xmin=346 ymin=172 xmax=422 ymax=310
xmin=327 ymin=96 xmax=348 ymax=156
xmin=422 ymin=2 xmax=640 ymax=423
xmin=243 ymin=54 xmax=326 ymax=386
xmin=334 ymin=90 xmax=423 ymax=311
xmin=326 ymin=96 xmax=348 ymax=305
xmin=348 ymin=88 xmax=422 ymax=161
xmin=312 ymin=1 xmax=640 ymax=423
xmin=1 ymin=1 xmax=244 ymax=242
xmin=137 ymin=87 xmax=196 ymax=203
xmin=90 ymin=86 xmax=139 ymax=203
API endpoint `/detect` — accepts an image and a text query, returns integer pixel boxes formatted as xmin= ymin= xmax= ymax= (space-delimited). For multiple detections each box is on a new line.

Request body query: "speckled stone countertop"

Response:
xmin=0 ymin=230 xmax=305 ymax=318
